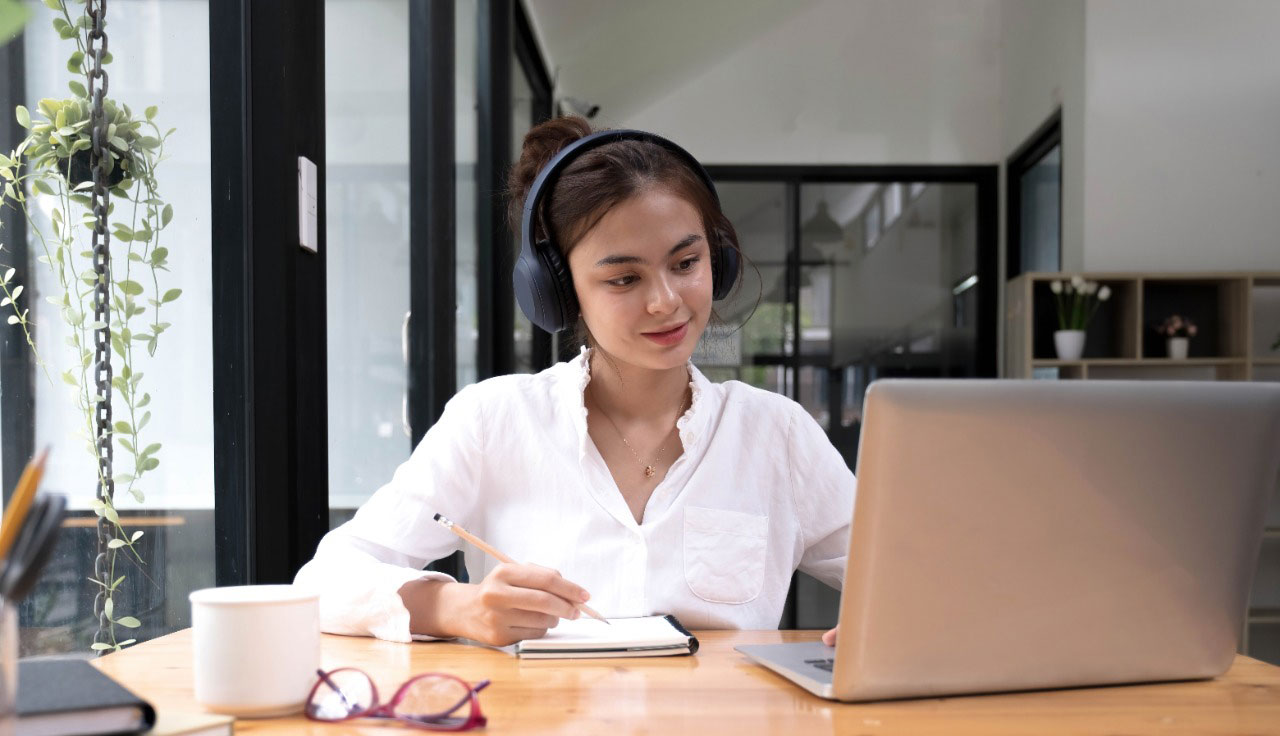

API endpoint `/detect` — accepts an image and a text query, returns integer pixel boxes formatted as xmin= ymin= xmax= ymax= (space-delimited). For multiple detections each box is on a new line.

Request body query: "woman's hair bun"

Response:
xmin=506 ymin=115 xmax=596 ymax=239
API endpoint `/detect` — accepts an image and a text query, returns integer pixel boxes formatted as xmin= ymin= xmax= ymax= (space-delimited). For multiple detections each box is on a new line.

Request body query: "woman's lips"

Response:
xmin=642 ymin=320 xmax=689 ymax=346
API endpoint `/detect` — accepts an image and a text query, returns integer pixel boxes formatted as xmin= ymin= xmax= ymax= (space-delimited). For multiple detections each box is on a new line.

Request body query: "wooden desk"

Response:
xmin=92 ymin=629 xmax=1280 ymax=735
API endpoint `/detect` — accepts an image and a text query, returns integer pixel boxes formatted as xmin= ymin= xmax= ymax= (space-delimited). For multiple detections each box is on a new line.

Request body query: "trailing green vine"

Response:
xmin=0 ymin=0 xmax=178 ymax=652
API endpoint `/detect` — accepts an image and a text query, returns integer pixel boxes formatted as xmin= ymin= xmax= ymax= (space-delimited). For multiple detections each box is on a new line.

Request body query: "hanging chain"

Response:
xmin=85 ymin=0 xmax=115 ymax=655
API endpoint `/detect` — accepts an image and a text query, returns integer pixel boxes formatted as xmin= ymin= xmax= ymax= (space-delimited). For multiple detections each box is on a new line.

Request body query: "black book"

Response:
xmin=17 ymin=659 xmax=156 ymax=736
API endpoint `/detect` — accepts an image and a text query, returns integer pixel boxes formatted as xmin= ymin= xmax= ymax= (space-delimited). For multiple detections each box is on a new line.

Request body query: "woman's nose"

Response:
xmin=647 ymin=274 xmax=680 ymax=314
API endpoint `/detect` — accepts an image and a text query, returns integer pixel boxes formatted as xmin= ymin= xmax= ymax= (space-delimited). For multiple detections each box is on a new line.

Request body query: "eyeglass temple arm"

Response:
xmin=315 ymin=669 xmax=360 ymax=712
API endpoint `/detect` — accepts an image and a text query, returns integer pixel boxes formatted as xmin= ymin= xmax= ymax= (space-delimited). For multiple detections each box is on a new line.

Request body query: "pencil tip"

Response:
xmin=433 ymin=513 xmax=442 ymax=522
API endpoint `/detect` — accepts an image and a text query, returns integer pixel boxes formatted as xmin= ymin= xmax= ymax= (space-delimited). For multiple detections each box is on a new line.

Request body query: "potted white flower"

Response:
xmin=1049 ymin=276 xmax=1111 ymax=361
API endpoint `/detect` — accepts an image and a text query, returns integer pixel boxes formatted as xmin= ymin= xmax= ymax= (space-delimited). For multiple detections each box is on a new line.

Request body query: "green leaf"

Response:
xmin=116 ymin=616 xmax=141 ymax=629
xmin=107 ymin=538 xmax=126 ymax=549
xmin=43 ymin=0 xmax=63 ymax=10
xmin=68 ymin=80 xmax=87 ymax=98
xmin=162 ymin=288 xmax=181 ymax=303
xmin=137 ymin=393 xmax=151 ymax=408
xmin=142 ymin=457 xmax=159 ymax=471
xmin=131 ymin=530 xmax=144 ymax=542
xmin=117 ymin=639 xmax=136 ymax=648
xmin=161 ymin=204 xmax=172 ymax=226
xmin=142 ymin=442 xmax=161 ymax=456
xmin=129 ymin=488 xmax=144 ymax=503
xmin=32 ymin=179 xmax=55 ymax=196
xmin=113 ymin=420 xmax=131 ymax=434
xmin=137 ymin=411 xmax=151 ymax=432
xmin=145 ymin=106 xmax=157 ymax=121
xmin=118 ymin=437 xmax=135 ymax=453
xmin=103 ymin=505 xmax=119 ymax=524
xmin=10 ymin=285 xmax=22 ymax=300
xmin=62 ymin=370 xmax=77 ymax=386
xmin=67 ymin=50 xmax=84 ymax=74
xmin=6 ymin=315 xmax=19 ymax=325
xmin=119 ymin=280 xmax=144 ymax=296
xmin=2 ymin=267 xmax=12 ymax=282
xmin=90 ymin=642 xmax=113 ymax=651
xmin=104 ymin=597 xmax=113 ymax=619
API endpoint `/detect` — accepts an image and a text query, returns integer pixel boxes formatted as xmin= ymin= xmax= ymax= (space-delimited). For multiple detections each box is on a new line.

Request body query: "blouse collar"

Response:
xmin=562 ymin=345 xmax=711 ymax=462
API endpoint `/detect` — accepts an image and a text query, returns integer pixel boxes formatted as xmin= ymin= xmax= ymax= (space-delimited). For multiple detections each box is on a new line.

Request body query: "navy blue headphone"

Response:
xmin=513 ymin=129 xmax=740 ymax=334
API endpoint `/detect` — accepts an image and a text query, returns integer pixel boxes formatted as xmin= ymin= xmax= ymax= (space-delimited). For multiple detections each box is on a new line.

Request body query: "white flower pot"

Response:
xmin=1167 ymin=336 xmax=1189 ymax=360
xmin=1054 ymin=330 xmax=1086 ymax=361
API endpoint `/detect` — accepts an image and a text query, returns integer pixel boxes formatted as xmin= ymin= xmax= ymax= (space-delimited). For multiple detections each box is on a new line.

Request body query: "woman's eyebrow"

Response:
xmin=594 ymin=234 xmax=703 ymax=267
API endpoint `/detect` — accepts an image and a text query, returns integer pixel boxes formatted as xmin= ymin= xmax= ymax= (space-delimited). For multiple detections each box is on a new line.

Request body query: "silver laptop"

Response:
xmin=738 ymin=379 xmax=1280 ymax=701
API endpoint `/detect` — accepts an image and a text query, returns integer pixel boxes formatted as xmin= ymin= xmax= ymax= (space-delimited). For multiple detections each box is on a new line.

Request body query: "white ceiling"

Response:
xmin=522 ymin=0 xmax=821 ymax=125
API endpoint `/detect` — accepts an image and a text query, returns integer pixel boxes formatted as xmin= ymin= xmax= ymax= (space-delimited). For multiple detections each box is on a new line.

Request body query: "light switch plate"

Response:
xmin=298 ymin=156 xmax=318 ymax=253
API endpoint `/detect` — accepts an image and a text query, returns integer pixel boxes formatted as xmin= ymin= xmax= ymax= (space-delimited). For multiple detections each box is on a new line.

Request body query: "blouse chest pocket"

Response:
xmin=683 ymin=506 xmax=770 ymax=605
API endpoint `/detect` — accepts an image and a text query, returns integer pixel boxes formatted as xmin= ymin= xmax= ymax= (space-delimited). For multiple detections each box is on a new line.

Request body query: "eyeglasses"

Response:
xmin=305 ymin=667 xmax=490 ymax=731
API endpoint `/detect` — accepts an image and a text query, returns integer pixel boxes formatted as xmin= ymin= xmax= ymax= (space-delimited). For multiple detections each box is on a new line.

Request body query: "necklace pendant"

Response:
xmin=644 ymin=465 xmax=656 ymax=478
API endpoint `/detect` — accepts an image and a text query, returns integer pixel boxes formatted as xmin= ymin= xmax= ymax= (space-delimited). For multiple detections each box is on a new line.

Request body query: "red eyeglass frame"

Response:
xmin=304 ymin=667 xmax=490 ymax=731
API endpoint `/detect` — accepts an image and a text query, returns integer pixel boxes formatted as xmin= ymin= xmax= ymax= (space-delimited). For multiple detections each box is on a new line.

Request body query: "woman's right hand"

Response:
xmin=433 ymin=563 xmax=591 ymax=646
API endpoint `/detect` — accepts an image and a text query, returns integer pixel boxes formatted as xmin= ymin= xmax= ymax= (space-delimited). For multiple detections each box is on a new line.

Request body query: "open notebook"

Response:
xmin=514 ymin=614 xmax=699 ymax=659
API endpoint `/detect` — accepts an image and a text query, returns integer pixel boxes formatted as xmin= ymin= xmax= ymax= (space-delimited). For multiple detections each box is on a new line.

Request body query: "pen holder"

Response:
xmin=0 ymin=596 xmax=16 ymax=736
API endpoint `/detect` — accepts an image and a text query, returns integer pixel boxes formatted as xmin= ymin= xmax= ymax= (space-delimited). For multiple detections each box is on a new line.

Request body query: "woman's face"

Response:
xmin=567 ymin=188 xmax=713 ymax=373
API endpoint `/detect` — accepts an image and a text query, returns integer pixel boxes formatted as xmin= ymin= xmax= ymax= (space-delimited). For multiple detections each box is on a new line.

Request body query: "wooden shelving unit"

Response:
xmin=1006 ymin=271 xmax=1280 ymax=664
xmin=1006 ymin=271 xmax=1280 ymax=381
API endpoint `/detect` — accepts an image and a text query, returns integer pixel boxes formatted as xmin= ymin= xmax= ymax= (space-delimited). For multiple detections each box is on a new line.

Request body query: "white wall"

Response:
xmin=1081 ymin=0 xmax=1280 ymax=271
xmin=1000 ymin=0 xmax=1086 ymax=273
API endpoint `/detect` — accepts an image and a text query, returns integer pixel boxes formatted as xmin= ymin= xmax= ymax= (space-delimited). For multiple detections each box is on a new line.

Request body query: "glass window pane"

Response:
xmin=9 ymin=0 xmax=213 ymax=654
xmin=698 ymin=182 xmax=793 ymax=394
xmin=325 ymin=0 xmax=411 ymax=524
xmin=1019 ymin=143 xmax=1061 ymax=273
xmin=456 ymin=0 xmax=478 ymax=387
xmin=511 ymin=49 xmax=535 ymax=374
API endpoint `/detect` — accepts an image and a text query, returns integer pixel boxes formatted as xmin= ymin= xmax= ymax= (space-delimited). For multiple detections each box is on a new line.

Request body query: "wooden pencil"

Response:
xmin=433 ymin=513 xmax=610 ymax=625
xmin=0 ymin=447 xmax=50 ymax=562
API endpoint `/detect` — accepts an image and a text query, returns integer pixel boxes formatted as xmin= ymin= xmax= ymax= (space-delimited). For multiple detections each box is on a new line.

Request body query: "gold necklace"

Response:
xmin=590 ymin=383 xmax=689 ymax=479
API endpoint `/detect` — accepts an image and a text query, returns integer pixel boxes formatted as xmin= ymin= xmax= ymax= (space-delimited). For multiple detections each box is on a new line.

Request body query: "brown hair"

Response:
xmin=504 ymin=115 xmax=746 ymax=347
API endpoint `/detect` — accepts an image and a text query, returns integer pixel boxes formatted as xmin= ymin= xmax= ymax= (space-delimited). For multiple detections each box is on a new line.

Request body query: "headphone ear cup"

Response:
xmin=539 ymin=240 xmax=579 ymax=330
xmin=710 ymin=226 xmax=740 ymax=301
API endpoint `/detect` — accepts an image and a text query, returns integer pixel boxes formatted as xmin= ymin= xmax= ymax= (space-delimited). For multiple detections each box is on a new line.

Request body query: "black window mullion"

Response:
xmin=409 ymin=0 xmax=456 ymax=436
xmin=210 ymin=0 xmax=329 ymax=585
xmin=476 ymin=0 xmax=514 ymax=380
xmin=0 ymin=31 xmax=33 ymax=503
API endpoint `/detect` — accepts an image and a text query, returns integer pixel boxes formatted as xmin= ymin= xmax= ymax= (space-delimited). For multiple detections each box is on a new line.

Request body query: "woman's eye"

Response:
xmin=606 ymin=275 xmax=636 ymax=287
xmin=677 ymin=256 xmax=700 ymax=272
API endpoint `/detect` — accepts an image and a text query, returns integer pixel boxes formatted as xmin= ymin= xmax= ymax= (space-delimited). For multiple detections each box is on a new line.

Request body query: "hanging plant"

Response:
xmin=0 ymin=0 xmax=178 ymax=653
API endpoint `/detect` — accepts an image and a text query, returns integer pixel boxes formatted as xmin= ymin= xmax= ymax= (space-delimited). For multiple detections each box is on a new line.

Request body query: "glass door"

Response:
xmin=710 ymin=171 xmax=994 ymax=629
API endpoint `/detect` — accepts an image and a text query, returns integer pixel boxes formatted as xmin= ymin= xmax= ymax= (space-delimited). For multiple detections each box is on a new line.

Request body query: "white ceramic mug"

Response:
xmin=189 ymin=585 xmax=320 ymax=717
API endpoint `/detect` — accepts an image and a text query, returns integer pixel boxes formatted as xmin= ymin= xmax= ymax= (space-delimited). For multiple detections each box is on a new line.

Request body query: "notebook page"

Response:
xmin=518 ymin=615 xmax=689 ymax=651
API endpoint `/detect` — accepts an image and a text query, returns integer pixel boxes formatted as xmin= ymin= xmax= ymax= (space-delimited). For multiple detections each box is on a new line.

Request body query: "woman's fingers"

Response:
xmin=503 ymin=585 xmax=581 ymax=620
xmin=501 ymin=563 xmax=592 ymax=604
xmin=822 ymin=626 xmax=839 ymax=647
xmin=501 ymin=608 xmax=561 ymax=631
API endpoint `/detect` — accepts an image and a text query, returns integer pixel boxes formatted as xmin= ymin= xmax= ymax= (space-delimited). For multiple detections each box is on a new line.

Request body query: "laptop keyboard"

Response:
xmin=804 ymin=658 xmax=835 ymax=673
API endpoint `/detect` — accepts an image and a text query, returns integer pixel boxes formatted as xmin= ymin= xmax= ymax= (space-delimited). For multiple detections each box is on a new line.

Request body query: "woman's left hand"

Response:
xmin=821 ymin=625 xmax=838 ymax=647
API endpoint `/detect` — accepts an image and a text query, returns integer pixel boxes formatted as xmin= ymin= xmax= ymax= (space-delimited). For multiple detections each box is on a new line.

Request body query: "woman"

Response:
xmin=294 ymin=116 xmax=854 ymax=648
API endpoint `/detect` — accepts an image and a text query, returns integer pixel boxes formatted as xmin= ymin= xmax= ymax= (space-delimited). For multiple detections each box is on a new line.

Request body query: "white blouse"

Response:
xmin=294 ymin=348 xmax=857 ymax=642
